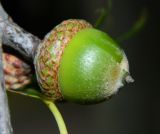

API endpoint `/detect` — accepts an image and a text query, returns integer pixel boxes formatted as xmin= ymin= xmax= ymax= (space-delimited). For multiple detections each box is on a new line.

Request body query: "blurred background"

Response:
xmin=1 ymin=0 xmax=159 ymax=134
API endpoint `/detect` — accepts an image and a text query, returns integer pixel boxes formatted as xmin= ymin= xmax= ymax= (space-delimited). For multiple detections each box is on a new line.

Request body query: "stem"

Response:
xmin=117 ymin=8 xmax=147 ymax=42
xmin=0 ymin=2 xmax=40 ymax=133
xmin=1 ymin=20 xmax=41 ymax=59
xmin=94 ymin=0 xmax=112 ymax=28
xmin=43 ymin=99 xmax=68 ymax=134
xmin=0 ymin=20 xmax=13 ymax=134
xmin=0 ymin=2 xmax=41 ymax=60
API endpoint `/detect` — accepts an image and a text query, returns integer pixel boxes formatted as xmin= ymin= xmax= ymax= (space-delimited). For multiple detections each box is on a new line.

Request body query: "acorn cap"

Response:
xmin=34 ymin=19 xmax=92 ymax=100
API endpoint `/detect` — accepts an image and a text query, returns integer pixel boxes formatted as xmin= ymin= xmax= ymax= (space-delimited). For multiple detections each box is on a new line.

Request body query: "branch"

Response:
xmin=0 ymin=25 xmax=13 ymax=134
xmin=0 ymin=1 xmax=41 ymax=134
xmin=0 ymin=2 xmax=41 ymax=60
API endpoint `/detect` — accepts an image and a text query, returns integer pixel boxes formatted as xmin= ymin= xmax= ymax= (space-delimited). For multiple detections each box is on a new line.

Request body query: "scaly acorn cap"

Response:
xmin=34 ymin=19 xmax=92 ymax=101
xmin=3 ymin=53 xmax=31 ymax=90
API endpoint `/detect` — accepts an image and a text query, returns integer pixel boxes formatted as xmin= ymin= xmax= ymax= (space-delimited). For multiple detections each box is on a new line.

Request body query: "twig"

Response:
xmin=0 ymin=2 xmax=41 ymax=60
xmin=0 ymin=1 xmax=41 ymax=134
xmin=0 ymin=2 xmax=13 ymax=134
xmin=0 ymin=23 xmax=13 ymax=134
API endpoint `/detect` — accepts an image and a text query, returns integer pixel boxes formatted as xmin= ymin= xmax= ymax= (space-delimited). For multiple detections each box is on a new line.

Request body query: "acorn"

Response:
xmin=34 ymin=19 xmax=133 ymax=104
xmin=3 ymin=53 xmax=31 ymax=90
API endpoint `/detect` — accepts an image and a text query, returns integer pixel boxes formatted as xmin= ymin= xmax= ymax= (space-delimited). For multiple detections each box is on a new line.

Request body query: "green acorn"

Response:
xmin=34 ymin=19 xmax=133 ymax=104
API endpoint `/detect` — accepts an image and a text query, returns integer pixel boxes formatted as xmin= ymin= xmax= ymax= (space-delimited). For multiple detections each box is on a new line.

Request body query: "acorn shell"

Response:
xmin=34 ymin=19 xmax=92 ymax=100
xmin=58 ymin=28 xmax=129 ymax=103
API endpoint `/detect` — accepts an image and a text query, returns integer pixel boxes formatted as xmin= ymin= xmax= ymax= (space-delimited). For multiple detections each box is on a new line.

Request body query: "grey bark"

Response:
xmin=0 ymin=2 xmax=41 ymax=60
xmin=0 ymin=34 xmax=13 ymax=134
xmin=1 ymin=20 xmax=41 ymax=60
xmin=0 ymin=2 xmax=13 ymax=134
xmin=0 ymin=1 xmax=41 ymax=134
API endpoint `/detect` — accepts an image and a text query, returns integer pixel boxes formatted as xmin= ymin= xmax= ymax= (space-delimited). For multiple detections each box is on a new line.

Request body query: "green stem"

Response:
xmin=94 ymin=0 xmax=112 ymax=28
xmin=43 ymin=99 xmax=68 ymax=134
xmin=117 ymin=8 xmax=147 ymax=42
